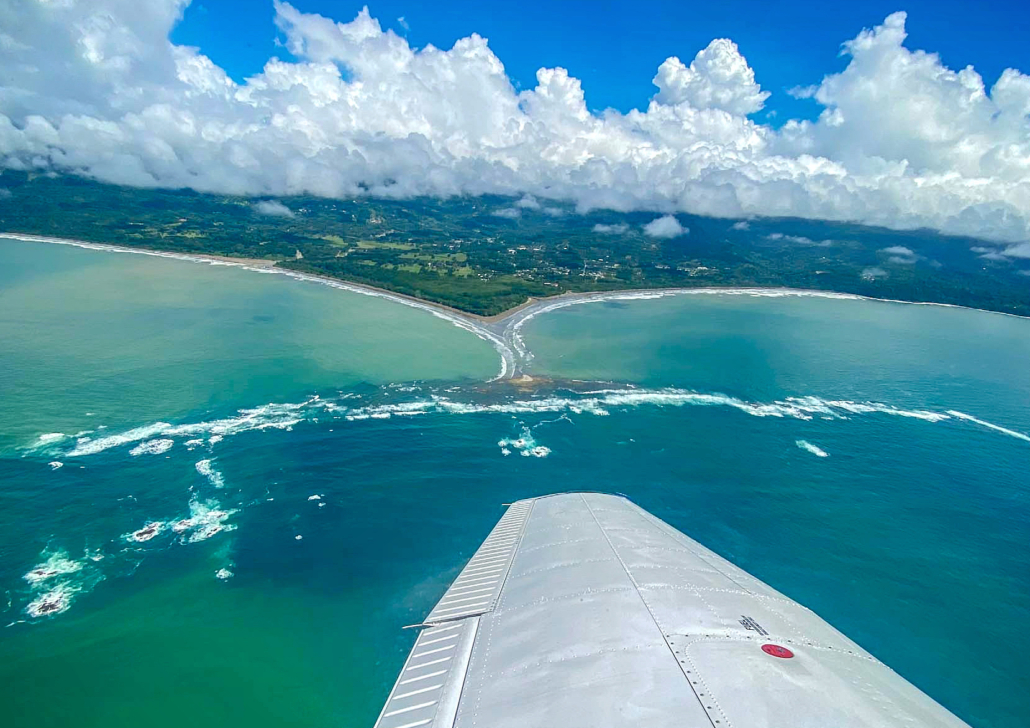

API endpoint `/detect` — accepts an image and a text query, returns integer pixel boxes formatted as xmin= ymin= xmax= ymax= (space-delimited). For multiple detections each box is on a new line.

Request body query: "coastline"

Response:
xmin=6 ymin=231 xmax=1026 ymax=326
xmin=3 ymin=232 xmax=1027 ymax=382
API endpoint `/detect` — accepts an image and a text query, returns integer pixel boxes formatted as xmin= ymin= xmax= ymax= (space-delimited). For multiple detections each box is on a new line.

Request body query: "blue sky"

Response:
xmin=172 ymin=0 xmax=1030 ymax=122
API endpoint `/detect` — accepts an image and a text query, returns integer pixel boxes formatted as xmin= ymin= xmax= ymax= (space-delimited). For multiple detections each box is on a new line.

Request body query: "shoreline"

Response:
xmin=5 ymin=231 xmax=1027 ymax=326
xmin=3 ymin=232 xmax=1027 ymax=382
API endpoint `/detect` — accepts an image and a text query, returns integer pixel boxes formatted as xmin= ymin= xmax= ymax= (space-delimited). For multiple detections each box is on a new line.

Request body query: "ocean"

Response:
xmin=0 ymin=236 xmax=1027 ymax=727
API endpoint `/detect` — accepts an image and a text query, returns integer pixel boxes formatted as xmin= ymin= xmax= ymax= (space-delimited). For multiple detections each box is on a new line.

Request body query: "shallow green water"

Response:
xmin=1 ymin=240 xmax=1027 ymax=728
xmin=0 ymin=238 xmax=498 ymax=450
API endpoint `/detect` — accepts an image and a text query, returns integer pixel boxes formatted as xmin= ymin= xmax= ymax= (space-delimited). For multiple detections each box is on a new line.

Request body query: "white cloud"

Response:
xmin=861 ymin=267 xmax=889 ymax=280
xmin=515 ymin=194 xmax=541 ymax=209
xmin=1002 ymin=242 xmax=1030 ymax=258
xmin=881 ymin=245 xmax=918 ymax=264
xmin=768 ymin=233 xmax=832 ymax=246
xmin=593 ymin=223 xmax=628 ymax=234
xmin=492 ymin=207 xmax=521 ymax=219
xmin=1 ymin=6 xmax=1030 ymax=245
xmin=643 ymin=215 xmax=687 ymax=238
xmin=0 ymin=187 xmax=11 ymax=199
xmin=731 ymin=220 xmax=750 ymax=230
xmin=787 ymin=85 xmax=818 ymax=99
xmin=652 ymin=39 xmax=769 ymax=115
xmin=253 ymin=199 xmax=295 ymax=217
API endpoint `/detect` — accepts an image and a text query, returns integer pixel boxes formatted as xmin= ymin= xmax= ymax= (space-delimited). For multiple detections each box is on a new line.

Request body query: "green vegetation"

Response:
xmin=1 ymin=171 xmax=1028 ymax=317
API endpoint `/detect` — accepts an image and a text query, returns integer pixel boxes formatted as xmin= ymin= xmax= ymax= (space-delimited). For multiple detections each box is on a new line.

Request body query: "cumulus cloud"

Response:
xmin=652 ymin=39 xmax=769 ymax=114
xmin=492 ymin=207 xmax=521 ymax=219
xmin=515 ymin=194 xmax=541 ymax=209
xmin=861 ymin=267 xmax=889 ymax=280
xmin=643 ymin=215 xmax=687 ymax=238
xmin=253 ymin=199 xmax=295 ymax=217
xmin=593 ymin=223 xmax=628 ymax=234
xmin=881 ymin=245 xmax=918 ymax=264
xmin=731 ymin=220 xmax=750 ymax=230
xmin=1 ymin=5 xmax=1030 ymax=245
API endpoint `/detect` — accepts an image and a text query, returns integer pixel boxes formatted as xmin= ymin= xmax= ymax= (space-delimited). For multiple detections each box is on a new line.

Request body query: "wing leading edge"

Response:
xmin=374 ymin=492 xmax=971 ymax=728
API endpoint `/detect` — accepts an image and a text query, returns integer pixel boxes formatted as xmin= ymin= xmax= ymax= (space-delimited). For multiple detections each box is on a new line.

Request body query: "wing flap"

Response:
xmin=373 ymin=618 xmax=479 ymax=728
xmin=422 ymin=500 xmax=532 ymax=624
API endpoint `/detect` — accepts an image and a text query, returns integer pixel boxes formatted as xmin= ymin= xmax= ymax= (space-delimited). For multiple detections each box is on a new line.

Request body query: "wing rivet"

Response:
xmin=762 ymin=644 xmax=795 ymax=659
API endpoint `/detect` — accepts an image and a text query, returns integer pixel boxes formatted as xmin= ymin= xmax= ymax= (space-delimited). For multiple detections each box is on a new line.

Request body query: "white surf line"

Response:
xmin=0 ymin=233 xmax=515 ymax=381
xmin=947 ymin=411 xmax=1030 ymax=443
xmin=504 ymin=290 xmax=679 ymax=365
xmin=7 ymin=232 xmax=1027 ymax=381
xmin=503 ymin=287 xmax=874 ymax=367
xmin=498 ymin=285 xmax=1029 ymax=373
xmin=32 ymin=388 xmax=970 ymax=460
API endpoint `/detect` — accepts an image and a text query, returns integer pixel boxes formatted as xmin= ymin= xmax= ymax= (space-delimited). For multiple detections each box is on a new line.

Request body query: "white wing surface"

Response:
xmin=374 ymin=492 xmax=971 ymax=728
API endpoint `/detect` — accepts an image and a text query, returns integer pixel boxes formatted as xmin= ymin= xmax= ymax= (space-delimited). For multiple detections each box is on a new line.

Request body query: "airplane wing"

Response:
xmin=373 ymin=492 xmax=971 ymax=728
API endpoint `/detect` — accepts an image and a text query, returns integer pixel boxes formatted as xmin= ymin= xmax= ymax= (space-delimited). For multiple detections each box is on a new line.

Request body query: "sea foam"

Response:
xmin=796 ymin=440 xmax=830 ymax=457
xmin=498 ymin=428 xmax=551 ymax=458
xmin=195 ymin=459 xmax=226 ymax=488
xmin=24 ymin=550 xmax=84 ymax=585
xmin=946 ymin=411 xmax=1030 ymax=443
xmin=25 ymin=386 xmax=1028 ymax=469
xmin=67 ymin=422 xmax=173 ymax=457
xmin=21 ymin=547 xmax=105 ymax=619
xmin=129 ymin=439 xmax=174 ymax=456
xmin=26 ymin=584 xmax=75 ymax=618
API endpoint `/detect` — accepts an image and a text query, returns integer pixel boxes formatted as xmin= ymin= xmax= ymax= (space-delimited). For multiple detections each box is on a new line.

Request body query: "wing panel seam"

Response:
xmin=579 ymin=494 xmax=721 ymax=728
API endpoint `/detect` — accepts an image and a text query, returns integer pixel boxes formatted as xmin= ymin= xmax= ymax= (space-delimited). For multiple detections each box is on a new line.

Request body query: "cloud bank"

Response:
xmin=2 ymin=3 xmax=1030 ymax=244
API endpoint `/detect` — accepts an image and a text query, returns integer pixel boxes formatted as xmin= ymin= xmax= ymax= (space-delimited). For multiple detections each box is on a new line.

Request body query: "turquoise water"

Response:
xmin=1 ymin=239 xmax=1028 ymax=727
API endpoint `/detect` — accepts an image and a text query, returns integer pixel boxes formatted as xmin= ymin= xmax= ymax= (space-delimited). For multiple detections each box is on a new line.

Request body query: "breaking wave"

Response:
xmin=23 ymin=550 xmax=84 ymax=585
xmin=24 ymin=387 xmax=1027 ymax=465
xmin=129 ymin=439 xmax=174 ymax=456
xmin=498 ymin=427 xmax=551 ymax=458
xmin=503 ymin=288 xmax=865 ymax=366
xmin=15 ymin=383 xmax=1028 ymax=621
xmin=125 ymin=498 xmax=237 ymax=545
xmin=796 ymin=440 xmax=830 ymax=457
xmin=21 ymin=548 xmax=105 ymax=619
xmin=947 ymin=411 xmax=1030 ymax=443
xmin=67 ymin=423 xmax=173 ymax=457
xmin=195 ymin=459 xmax=226 ymax=488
